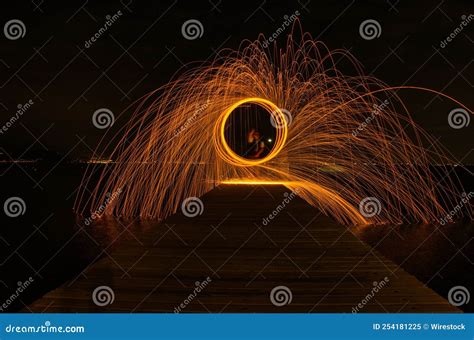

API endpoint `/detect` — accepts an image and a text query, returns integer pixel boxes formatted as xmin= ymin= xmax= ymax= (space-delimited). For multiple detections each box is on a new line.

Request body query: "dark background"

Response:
xmin=0 ymin=0 xmax=473 ymax=162
xmin=0 ymin=0 xmax=473 ymax=313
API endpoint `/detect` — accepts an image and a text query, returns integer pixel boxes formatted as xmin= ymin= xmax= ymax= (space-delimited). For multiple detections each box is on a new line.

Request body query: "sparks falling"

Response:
xmin=75 ymin=28 xmax=473 ymax=225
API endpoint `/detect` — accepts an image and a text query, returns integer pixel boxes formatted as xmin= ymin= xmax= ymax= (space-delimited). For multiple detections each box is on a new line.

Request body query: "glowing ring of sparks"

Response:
xmin=76 ymin=31 xmax=474 ymax=226
xmin=213 ymin=97 xmax=288 ymax=166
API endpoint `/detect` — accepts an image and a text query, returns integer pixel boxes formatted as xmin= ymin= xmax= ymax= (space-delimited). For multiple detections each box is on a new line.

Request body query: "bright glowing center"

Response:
xmin=213 ymin=97 xmax=288 ymax=167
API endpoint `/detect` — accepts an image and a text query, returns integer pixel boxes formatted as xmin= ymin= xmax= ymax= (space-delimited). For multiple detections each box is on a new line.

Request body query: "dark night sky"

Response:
xmin=0 ymin=0 xmax=473 ymax=162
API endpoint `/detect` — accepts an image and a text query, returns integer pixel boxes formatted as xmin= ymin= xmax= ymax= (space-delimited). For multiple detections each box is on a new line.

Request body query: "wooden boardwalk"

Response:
xmin=27 ymin=185 xmax=458 ymax=312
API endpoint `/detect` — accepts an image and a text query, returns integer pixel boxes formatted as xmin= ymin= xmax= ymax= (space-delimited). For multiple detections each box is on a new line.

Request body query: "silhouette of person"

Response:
xmin=246 ymin=128 xmax=267 ymax=158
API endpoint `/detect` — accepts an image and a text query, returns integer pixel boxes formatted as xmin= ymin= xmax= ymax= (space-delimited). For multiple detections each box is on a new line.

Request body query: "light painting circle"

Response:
xmin=214 ymin=97 xmax=288 ymax=167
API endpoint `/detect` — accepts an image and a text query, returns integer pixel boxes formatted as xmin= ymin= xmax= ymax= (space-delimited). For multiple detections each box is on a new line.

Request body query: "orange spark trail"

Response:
xmin=75 ymin=29 xmax=473 ymax=226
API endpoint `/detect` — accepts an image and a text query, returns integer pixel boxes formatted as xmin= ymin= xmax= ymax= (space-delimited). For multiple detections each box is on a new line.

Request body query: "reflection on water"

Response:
xmin=351 ymin=222 xmax=474 ymax=312
xmin=1 ymin=163 xmax=473 ymax=312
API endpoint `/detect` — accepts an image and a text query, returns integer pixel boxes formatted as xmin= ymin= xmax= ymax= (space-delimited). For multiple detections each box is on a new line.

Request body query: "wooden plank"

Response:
xmin=25 ymin=185 xmax=459 ymax=313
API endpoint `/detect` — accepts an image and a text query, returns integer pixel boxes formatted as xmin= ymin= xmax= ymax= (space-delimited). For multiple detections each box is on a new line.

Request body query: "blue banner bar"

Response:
xmin=0 ymin=314 xmax=472 ymax=339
